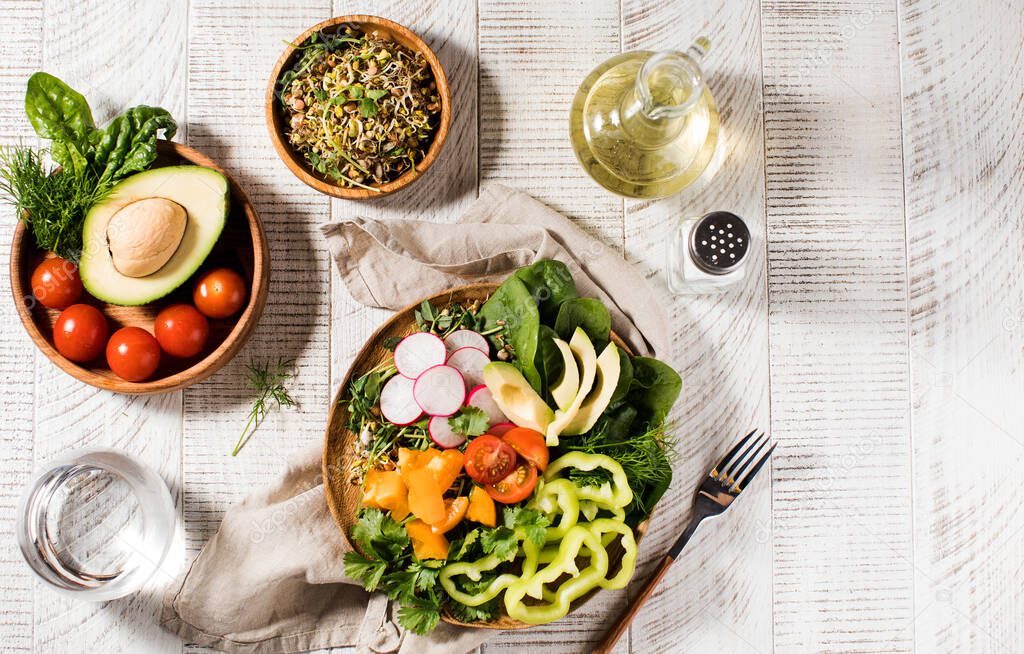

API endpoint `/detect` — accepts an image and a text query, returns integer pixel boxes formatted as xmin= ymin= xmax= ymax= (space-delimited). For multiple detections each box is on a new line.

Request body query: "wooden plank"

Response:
xmin=27 ymin=2 xmax=187 ymax=653
xmin=182 ymin=0 xmax=332 ymax=553
xmin=0 ymin=2 xmax=40 ymax=650
xmin=899 ymin=0 xmax=1024 ymax=651
xmin=478 ymin=0 xmax=622 ymax=248
xmin=477 ymin=1 xmax=622 ymax=651
xmin=760 ymin=1 xmax=914 ymax=651
xmin=619 ymin=1 xmax=773 ymax=652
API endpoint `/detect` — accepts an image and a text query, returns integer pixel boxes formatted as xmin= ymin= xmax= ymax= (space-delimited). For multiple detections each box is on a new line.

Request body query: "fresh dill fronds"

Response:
xmin=232 ymin=357 xmax=298 ymax=456
xmin=0 ymin=146 xmax=110 ymax=261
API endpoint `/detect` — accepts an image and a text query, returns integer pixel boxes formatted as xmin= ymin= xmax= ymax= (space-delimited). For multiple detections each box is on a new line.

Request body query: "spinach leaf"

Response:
xmin=535 ymin=325 xmax=564 ymax=403
xmin=91 ymin=106 xmax=176 ymax=183
xmin=512 ymin=259 xmax=578 ymax=322
xmin=628 ymin=357 xmax=682 ymax=427
xmin=24 ymin=72 xmax=95 ymax=146
xmin=553 ymin=297 xmax=610 ymax=348
xmin=480 ymin=276 xmax=542 ymax=391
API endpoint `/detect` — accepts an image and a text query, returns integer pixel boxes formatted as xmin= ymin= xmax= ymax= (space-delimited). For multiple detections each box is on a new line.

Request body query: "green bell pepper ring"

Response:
xmin=439 ymin=553 xmax=520 ymax=607
xmin=544 ymin=452 xmax=633 ymax=509
xmin=587 ymin=518 xmax=638 ymax=589
xmin=504 ymin=525 xmax=610 ymax=623
xmin=528 ymin=478 xmax=581 ymax=542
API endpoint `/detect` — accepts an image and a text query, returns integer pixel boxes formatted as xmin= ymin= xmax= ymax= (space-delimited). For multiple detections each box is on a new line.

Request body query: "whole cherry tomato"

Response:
xmin=32 ymin=257 xmax=83 ymax=309
xmin=193 ymin=268 xmax=247 ymax=319
xmin=53 ymin=304 xmax=108 ymax=362
xmin=464 ymin=434 xmax=518 ymax=485
xmin=154 ymin=304 xmax=209 ymax=358
xmin=484 ymin=460 xmax=539 ymax=504
xmin=106 ymin=327 xmax=161 ymax=382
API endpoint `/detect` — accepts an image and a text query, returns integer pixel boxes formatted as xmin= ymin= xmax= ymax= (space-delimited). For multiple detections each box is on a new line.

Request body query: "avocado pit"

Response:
xmin=106 ymin=197 xmax=187 ymax=277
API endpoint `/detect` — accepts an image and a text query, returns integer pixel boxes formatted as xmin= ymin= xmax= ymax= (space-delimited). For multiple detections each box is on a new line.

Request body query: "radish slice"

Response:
xmin=488 ymin=422 xmax=516 ymax=437
xmin=444 ymin=329 xmax=489 ymax=355
xmin=413 ymin=365 xmax=466 ymax=416
xmin=446 ymin=347 xmax=491 ymax=390
xmin=394 ymin=332 xmax=447 ymax=379
xmin=379 ymin=375 xmax=422 ymax=425
xmin=428 ymin=415 xmax=467 ymax=449
xmin=466 ymin=385 xmax=508 ymax=427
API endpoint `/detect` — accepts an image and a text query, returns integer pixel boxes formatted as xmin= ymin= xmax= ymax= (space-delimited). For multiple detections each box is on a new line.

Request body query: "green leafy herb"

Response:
xmin=232 ymin=357 xmax=297 ymax=456
xmin=0 ymin=146 xmax=108 ymax=260
xmin=2 ymin=72 xmax=176 ymax=261
xmin=397 ymin=596 xmax=441 ymax=635
xmin=343 ymin=551 xmax=387 ymax=591
xmin=503 ymin=506 xmax=549 ymax=548
xmin=448 ymin=406 xmax=489 ymax=438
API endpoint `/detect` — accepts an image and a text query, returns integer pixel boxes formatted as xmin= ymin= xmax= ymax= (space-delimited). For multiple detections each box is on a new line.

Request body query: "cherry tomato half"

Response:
xmin=106 ymin=327 xmax=161 ymax=382
xmin=464 ymin=434 xmax=518 ymax=485
xmin=501 ymin=427 xmax=549 ymax=472
xmin=485 ymin=460 xmax=539 ymax=504
xmin=53 ymin=304 xmax=108 ymax=362
xmin=193 ymin=268 xmax=247 ymax=319
xmin=154 ymin=304 xmax=209 ymax=358
xmin=32 ymin=257 xmax=83 ymax=309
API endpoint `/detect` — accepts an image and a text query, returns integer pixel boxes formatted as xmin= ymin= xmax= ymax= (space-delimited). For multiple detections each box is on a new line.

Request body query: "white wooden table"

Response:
xmin=2 ymin=1 xmax=1021 ymax=652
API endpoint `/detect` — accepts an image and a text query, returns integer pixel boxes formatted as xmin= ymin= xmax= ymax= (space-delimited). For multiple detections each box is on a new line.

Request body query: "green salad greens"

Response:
xmin=0 ymin=72 xmax=176 ymax=260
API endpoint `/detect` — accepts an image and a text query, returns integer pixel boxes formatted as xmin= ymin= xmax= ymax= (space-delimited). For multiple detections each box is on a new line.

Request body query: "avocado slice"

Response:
xmin=545 ymin=328 xmax=597 ymax=445
xmin=562 ymin=342 xmax=621 ymax=435
xmin=79 ymin=166 xmax=229 ymax=306
xmin=549 ymin=338 xmax=579 ymax=411
xmin=483 ymin=362 xmax=555 ymax=433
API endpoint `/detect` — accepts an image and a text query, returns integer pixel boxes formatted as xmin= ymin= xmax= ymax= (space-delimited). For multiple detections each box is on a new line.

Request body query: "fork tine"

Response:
xmin=712 ymin=429 xmax=757 ymax=476
xmin=722 ymin=431 xmax=765 ymax=479
xmin=735 ymin=443 xmax=777 ymax=492
xmin=727 ymin=433 xmax=768 ymax=482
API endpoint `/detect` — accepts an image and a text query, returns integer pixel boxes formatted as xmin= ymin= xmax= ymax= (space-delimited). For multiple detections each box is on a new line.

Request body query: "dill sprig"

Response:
xmin=0 ymin=146 xmax=110 ymax=261
xmin=232 ymin=357 xmax=298 ymax=456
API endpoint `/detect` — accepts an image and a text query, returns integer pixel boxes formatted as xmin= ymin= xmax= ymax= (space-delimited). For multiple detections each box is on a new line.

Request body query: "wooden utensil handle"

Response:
xmin=593 ymin=555 xmax=675 ymax=654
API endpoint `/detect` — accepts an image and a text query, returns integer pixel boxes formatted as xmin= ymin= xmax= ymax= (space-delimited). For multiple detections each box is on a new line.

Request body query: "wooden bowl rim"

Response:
xmin=322 ymin=282 xmax=649 ymax=629
xmin=9 ymin=140 xmax=270 ymax=395
xmin=264 ymin=14 xmax=452 ymax=200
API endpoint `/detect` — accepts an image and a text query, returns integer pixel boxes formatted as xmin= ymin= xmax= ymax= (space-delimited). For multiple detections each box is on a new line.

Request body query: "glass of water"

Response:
xmin=15 ymin=448 xmax=177 ymax=601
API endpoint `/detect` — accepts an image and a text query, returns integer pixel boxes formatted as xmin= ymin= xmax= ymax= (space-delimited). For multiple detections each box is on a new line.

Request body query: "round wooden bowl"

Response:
xmin=10 ymin=140 xmax=270 ymax=394
xmin=323 ymin=283 xmax=648 ymax=629
xmin=265 ymin=15 xmax=451 ymax=200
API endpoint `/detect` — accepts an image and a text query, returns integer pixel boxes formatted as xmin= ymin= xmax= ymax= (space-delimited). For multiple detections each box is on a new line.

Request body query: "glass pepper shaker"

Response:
xmin=667 ymin=211 xmax=751 ymax=294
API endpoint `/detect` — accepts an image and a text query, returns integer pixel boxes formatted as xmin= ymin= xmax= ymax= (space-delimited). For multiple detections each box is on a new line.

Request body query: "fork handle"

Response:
xmin=593 ymin=554 xmax=674 ymax=654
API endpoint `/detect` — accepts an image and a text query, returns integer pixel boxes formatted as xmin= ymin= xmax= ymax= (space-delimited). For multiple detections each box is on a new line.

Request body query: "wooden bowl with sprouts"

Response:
xmin=265 ymin=15 xmax=451 ymax=199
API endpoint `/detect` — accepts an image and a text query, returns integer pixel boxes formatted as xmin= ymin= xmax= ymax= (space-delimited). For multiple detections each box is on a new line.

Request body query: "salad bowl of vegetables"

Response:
xmin=324 ymin=261 xmax=681 ymax=633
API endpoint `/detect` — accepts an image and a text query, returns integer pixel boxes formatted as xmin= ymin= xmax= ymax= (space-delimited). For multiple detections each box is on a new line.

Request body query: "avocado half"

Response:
xmin=80 ymin=166 xmax=229 ymax=306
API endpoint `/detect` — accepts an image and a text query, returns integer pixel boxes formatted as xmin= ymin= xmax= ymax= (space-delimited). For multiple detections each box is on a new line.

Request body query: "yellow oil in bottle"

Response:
xmin=569 ymin=45 xmax=719 ymax=199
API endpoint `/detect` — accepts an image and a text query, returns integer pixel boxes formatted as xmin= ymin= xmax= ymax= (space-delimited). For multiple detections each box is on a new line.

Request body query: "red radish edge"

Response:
xmin=413 ymin=364 xmax=466 ymax=417
xmin=466 ymin=384 xmax=509 ymax=427
xmin=393 ymin=332 xmax=447 ymax=379
xmin=489 ymin=422 xmax=516 ymax=436
xmin=379 ymin=375 xmax=422 ymax=425
xmin=446 ymin=346 xmax=491 ymax=390
xmin=443 ymin=329 xmax=489 ymax=354
xmin=428 ymin=415 xmax=467 ymax=449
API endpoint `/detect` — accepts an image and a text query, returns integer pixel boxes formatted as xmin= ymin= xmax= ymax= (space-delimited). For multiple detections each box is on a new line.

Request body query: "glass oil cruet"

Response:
xmin=569 ymin=38 xmax=719 ymax=199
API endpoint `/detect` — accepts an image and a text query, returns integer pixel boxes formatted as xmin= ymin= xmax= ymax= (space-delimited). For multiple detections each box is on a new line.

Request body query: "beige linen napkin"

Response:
xmin=160 ymin=184 xmax=669 ymax=653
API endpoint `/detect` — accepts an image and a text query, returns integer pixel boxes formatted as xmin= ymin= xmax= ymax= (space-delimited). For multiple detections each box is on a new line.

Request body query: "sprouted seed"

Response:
xmin=279 ymin=28 xmax=441 ymax=191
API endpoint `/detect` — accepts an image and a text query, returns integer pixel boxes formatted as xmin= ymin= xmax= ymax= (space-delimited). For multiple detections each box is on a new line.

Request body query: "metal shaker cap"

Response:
xmin=688 ymin=211 xmax=749 ymax=274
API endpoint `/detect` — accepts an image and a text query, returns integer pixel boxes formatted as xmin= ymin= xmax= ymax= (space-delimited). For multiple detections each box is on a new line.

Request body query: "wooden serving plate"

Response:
xmin=323 ymin=283 xmax=647 ymax=629
xmin=265 ymin=15 xmax=451 ymax=200
xmin=10 ymin=140 xmax=269 ymax=394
